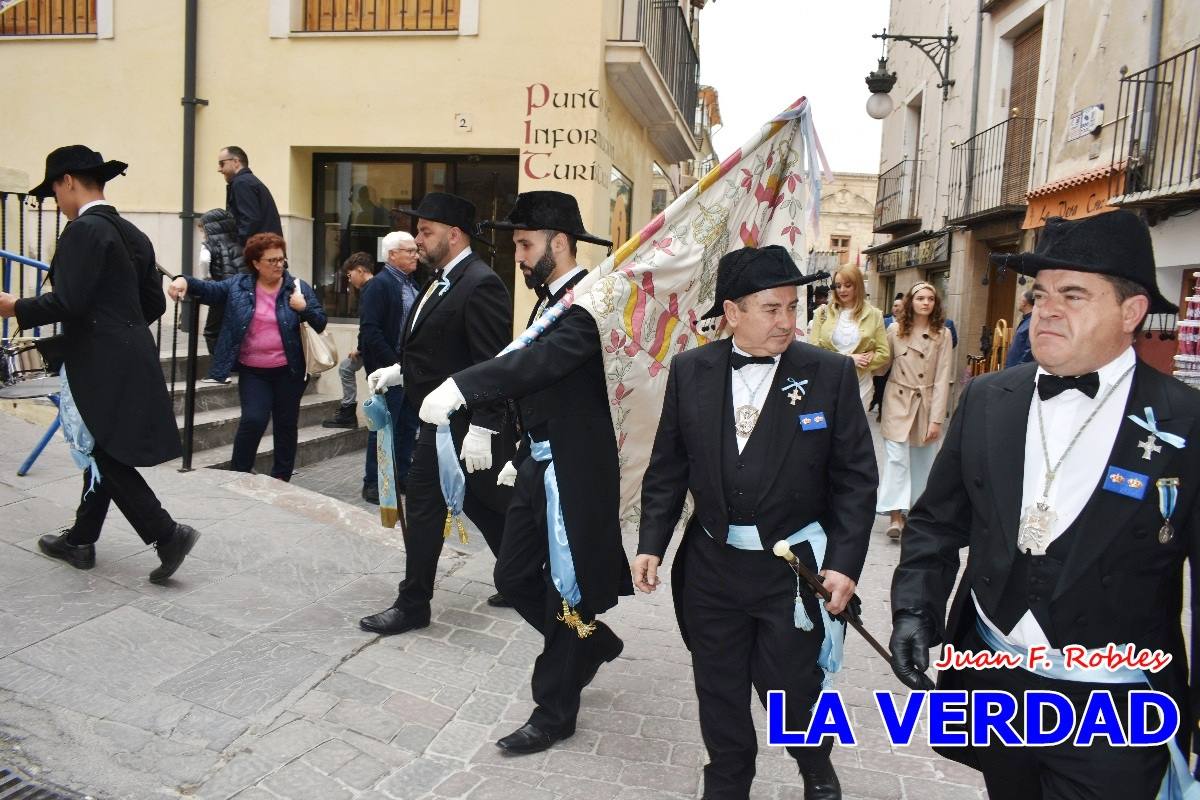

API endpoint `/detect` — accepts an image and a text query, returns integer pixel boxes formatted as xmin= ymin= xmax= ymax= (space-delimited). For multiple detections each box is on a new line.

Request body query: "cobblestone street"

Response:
xmin=0 ymin=411 xmax=986 ymax=799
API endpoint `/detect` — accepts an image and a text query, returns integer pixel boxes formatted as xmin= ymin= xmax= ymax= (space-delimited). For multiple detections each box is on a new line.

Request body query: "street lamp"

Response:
xmin=864 ymin=27 xmax=958 ymax=119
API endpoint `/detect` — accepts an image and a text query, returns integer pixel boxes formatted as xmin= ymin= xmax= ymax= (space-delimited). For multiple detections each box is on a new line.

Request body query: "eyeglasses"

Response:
xmin=261 ymin=257 xmax=287 ymax=266
xmin=392 ymin=248 xmax=419 ymax=255
xmin=217 ymin=158 xmax=235 ymax=166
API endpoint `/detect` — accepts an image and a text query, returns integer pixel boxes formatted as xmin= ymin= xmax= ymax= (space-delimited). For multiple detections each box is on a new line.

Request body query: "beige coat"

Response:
xmin=880 ymin=323 xmax=954 ymax=445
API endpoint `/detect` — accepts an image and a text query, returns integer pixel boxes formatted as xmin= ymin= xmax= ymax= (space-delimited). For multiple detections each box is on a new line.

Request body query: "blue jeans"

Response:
xmin=364 ymin=386 xmax=419 ymax=488
xmin=232 ymin=365 xmax=308 ymax=480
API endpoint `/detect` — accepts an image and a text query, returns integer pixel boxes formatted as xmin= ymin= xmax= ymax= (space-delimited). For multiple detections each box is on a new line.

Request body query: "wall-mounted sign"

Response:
xmin=876 ymin=232 xmax=950 ymax=274
xmin=1022 ymin=170 xmax=1122 ymax=229
xmin=1066 ymin=104 xmax=1104 ymax=142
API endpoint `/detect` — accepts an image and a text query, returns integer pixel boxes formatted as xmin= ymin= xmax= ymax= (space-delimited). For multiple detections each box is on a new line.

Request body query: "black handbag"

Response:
xmin=34 ymin=333 xmax=68 ymax=373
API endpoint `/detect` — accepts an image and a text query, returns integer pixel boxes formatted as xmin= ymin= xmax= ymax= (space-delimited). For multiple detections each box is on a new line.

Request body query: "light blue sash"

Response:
xmin=58 ymin=365 xmax=100 ymax=496
xmin=529 ymin=440 xmax=581 ymax=607
xmin=976 ymin=619 xmax=1199 ymax=800
xmin=434 ymin=424 xmax=468 ymax=543
xmin=362 ymin=394 xmax=399 ymax=528
xmin=723 ymin=522 xmax=846 ymax=686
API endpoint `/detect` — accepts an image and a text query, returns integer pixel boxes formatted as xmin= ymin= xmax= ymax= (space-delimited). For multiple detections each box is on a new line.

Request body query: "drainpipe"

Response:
xmin=1142 ymin=0 xmax=1164 ymax=162
xmin=960 ymin=1 xmax=984 ymax=222
xmin=179 ymin=0 xmax=207 ymax=472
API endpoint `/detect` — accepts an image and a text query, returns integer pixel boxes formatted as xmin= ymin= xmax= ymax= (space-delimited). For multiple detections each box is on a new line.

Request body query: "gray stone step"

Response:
xmin=178 ymin=393 xmax=345 ymax=452
xmin=168 ymin=379 xmax=239 ymax=416
xmin=182 ymin=422 xmax=368 ymax=474
xmin=159 ymin=349 xmax=210 ymax=383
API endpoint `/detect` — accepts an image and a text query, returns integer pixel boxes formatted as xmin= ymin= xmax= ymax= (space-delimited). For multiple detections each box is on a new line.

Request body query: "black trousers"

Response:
xmin=396 ymin=422 xmax=507 ymax=616
xmin=683 ymin=527 xmax=830 ymax=800
xmin=959 ymin=625 xmax=1167 ymax=800
xmin=66 ymin=447 xmax=176 ymax=546
xmin=231 ymin=365 xmax=308 ymax=480
xmin=493 ymin=456 xmax=621 ymax=736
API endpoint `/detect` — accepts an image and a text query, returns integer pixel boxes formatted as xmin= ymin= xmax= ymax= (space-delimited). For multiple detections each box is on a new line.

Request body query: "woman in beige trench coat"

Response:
xmin=877 ymin=282 xmax=954 ymax=539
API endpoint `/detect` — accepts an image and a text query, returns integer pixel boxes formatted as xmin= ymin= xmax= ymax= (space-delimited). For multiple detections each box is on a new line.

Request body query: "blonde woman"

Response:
xmin=810 ymin=265 xmax=889 ymax=407
xmin=877 ymin=282 xmax=953 ymax=539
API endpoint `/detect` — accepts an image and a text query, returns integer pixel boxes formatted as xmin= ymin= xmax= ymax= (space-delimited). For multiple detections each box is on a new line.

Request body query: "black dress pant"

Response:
xmin=66 ymin=447 xmax=176 ymax=546
xmin=683 ymin=526 xmax=830 ymax=800
xmin=493 ymin=456 xmax=620 ymax=736
xmin=396 ymin=422 xmax=507 ymax=617
xmin=959 ymin=625 xmax=1167 ymax=800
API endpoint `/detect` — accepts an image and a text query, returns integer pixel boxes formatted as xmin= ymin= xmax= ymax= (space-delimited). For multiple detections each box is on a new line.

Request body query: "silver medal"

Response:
xmin=1158 ymin=522 xmax=1174 ymax=544
xmin=734 ymin=405 xmax=759 ymax=438
xmin=1018 ymin=502 xmax=1057 ymax=556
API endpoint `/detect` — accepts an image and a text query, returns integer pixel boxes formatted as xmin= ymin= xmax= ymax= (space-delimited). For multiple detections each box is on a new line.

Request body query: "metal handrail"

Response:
xmin=874 ymin=159 xmax=921 ymax=230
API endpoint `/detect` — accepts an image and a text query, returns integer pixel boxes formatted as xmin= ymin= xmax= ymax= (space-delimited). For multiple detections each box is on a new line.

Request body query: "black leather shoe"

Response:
xmin=496 ymin=723 xmax=567 ymax=755
xmin=359 ymin=607 xmax=429 ymax=636
xmin=362 ymin=484 xmax=379 ymax=505
xmin=38 ymin=532 xmax=95 ymax=569
xmin=800 ymin=756 xmax=841 ymax=800
xmin=580 ymin=628 xmax=624 ymax=688
xmin=486 ymin=592 xmax=511 ymax=608
xmin=149 ymin=524 xmax=199 ymax=584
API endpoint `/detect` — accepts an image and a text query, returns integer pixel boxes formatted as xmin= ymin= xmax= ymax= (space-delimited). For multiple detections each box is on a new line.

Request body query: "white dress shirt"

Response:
xmin=78 ymin=200 xmax=113 ymax=216
xmin=729 ymin=342 xmax=781 ymax=454
xmin=530 ymin=266 xmax=586 ymax=320
xmin=409 ymin=246 xmax=472 ymax=331
xmin=975 ymin=346 xmax=1136 ymax=660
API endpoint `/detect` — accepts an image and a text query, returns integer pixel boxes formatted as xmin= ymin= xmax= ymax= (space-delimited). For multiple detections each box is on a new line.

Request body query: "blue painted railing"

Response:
xmin=0 ymin=247 xmax=50 ymax=339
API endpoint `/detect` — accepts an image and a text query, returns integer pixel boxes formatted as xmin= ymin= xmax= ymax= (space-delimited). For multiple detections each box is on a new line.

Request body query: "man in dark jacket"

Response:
xmin=219 ymin=146 xmax=282 ymax=247
xmin=1004 ymin=289 xmax=1035 ymax=368
xmin=633 ymin=246 xmax=878 ymax=800
xmin=419 ymin=191 xmax=630 ymax=755
xmin=0 ymin=146 xmax=199 ymax=583
xmin=360 ymin=193 xmax=515 ymax=636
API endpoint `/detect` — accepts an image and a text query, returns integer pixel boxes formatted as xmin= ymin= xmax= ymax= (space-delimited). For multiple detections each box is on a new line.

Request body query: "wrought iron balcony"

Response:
xmin=608 ymin=0 xmax=701 ymax=163
xmin=0 ymin=0 xmax=94 ymax=35
xmin=874 ymin=159 xmax=921 ymax=233
xmin=948 ymin=116 xmax=1043 ymax=224
xmin=1109 ymin=43 xmax=1200 ymax=207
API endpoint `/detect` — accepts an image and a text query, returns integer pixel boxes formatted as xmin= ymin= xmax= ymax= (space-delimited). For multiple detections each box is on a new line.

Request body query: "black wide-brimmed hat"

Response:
xmin=701 ymin=245 xmax=818 ymax=319
xmin=990 ymin=211 xmax=1176 ymax=314
xmin=30 ymin=145 xmax=128 ymax=199
xmin=483 ymin=191 xmax=612 ymax=248
xmin=397 ymin=192 xmax=477 ymax=235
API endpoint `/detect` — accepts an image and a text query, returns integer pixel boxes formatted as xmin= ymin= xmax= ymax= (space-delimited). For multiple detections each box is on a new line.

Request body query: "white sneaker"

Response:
xmin=199 ymin=377 xmax=229 ymax=385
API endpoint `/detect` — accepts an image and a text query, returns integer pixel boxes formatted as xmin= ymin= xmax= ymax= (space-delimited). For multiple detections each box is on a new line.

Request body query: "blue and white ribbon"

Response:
xmin=362 ymin=394 xmax=399 ymax=528
xmin=529 ymin=439 xmax=582 ymax=607
xmin=781 ymin=378 xmax=809 ymax=397
xmin=435 ymin=424 xmax=468 ymax=541
xmin=1158 ymin=478 xmax=1179 ymax=526
xmin=435 ymin=276 xmax=452 ymax=296
xmin=58 ymin=365 xmax=100 ymax=496
xmin=1128 ymin=407 xmax=1187 ymax=449
xmin=499 ymin=290 xmax=576 ymax=356
xmin=976 ymin=619 xmax=1199 ymax=800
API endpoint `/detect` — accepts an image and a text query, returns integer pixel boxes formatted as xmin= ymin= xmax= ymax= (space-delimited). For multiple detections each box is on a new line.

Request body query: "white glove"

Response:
xmin=496 ymin=460 xmax=518 ymax=487
xmin=419 ymin=378 xmax=466 ymax=425
xmin=367 ymin=364 xmax=404 ymax=395
xmin=459 ymin=424 xmax=495 ymax=473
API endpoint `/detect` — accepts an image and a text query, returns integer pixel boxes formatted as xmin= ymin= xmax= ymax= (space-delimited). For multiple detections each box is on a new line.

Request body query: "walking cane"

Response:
xmin=772 ymin=541 xmax=935 ymax=690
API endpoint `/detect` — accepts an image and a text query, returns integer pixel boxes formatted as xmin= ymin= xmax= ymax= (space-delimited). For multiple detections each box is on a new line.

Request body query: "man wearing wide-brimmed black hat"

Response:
xmin=890 ymin=210 xmax=1200 ymax=798
xmin=413 ymin=190 xmax=631 ymax=755
xmin=0 ymin=146 xmax=199 ymax=583
xmin=633 ymin=245 xmax=877 ymax=799
xmin=360 ymin=192 xmax=515 ymax=636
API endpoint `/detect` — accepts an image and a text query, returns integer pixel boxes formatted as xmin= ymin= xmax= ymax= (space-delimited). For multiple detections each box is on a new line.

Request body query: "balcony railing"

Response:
xmin=948 ymin=117 xmax=1043 ymax=223
xmin=300 ymin=0 xmax=458 ymax=33
xmin=615 ymin=0 xmax=700 ymax=135
xmin=0 ymin=0 xmax=95 ymax=36
xmin=1109 ymin=43 xmax=1200 ymax=206
xmin=874 ymin=159 xmax=921 ymax=233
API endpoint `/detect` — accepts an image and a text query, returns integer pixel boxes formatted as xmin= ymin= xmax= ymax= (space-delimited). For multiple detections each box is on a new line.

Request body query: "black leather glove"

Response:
xmin=890 ymin=610 xmax=935 ymax=690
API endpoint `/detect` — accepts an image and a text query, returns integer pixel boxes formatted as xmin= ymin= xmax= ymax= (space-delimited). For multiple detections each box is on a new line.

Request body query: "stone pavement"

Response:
xmin=0 ymin=410 xmax=987 ymax=800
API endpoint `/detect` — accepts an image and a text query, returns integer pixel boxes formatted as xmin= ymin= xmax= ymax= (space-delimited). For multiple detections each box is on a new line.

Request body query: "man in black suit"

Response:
xmin=0 ymin=146 xmax=198 ymax=583
xmin=418 ymin=191 xmax=631 ymax=755
xmin=359 ymin=193 xmax=515 ymax=635
xmin=634 ymin=246 xmax=877 ymax=800
xmin=890 ymin=211 xmax=1200 ymax=799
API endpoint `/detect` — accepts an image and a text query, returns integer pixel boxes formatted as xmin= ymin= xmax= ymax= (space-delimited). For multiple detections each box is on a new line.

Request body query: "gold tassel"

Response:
xmin=556 ymin=599 xmax=597 ymax=639
xmin=380 ymin=507 xmax=399 ymax=529
xmin=455 ymin=516 xmax=469 ymax=544
xmin=442 ymin=510 xmax=453 ymax=540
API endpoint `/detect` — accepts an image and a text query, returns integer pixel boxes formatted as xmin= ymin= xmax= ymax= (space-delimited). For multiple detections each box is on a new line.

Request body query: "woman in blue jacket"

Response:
xmin=169 ymin=232 xmax=326 ymax=480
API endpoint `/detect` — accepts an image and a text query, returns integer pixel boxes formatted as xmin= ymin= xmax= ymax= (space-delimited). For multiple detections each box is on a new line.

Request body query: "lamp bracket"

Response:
xmin=872 ymin=27 xmax=958 ymax=99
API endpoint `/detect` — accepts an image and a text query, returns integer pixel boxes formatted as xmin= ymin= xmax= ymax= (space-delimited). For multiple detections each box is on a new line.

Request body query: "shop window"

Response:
xmin=610 ymin=167 xmax=634 ymax=249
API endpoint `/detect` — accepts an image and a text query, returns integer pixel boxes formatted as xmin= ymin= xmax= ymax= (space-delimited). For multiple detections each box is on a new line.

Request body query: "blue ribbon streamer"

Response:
xmin=1128 ymin=407 xmax=1187 ymax=449
xmin=781 ymin=378 xmax=809 ymax=397
xmin=530 ymin=439 xmax=582 ymax=607
xmin=58 ymin=365 xmax=101 ymax=497
xmin=435 ymin=424 xmax=466 ymax=517
xmin=362 ymin=394 xmax=399 ymax=527
xmin=436 ymin=276 xmax=452 ymax=296
xmin=1158 ymin=479 xmax=1179 ymax=525
xmin=976 ymin=619 xmax=1200 ymax=800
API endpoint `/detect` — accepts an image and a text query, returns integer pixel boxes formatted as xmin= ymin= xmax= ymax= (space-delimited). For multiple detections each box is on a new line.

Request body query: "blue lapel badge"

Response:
xmin=799 ymin=411 xmax=827 ymax=431
xmin=1102 ymin=466 xmax=1150 ymax=500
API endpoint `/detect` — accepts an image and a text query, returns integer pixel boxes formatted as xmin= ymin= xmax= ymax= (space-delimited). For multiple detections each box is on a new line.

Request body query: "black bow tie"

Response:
xmin=730 ymin=352 xmax=776 ymax=370
xmin=433 ymin=268 xmax=444 ymax=281
xmin=1037 ymin=372 xmax=1100 ymax=401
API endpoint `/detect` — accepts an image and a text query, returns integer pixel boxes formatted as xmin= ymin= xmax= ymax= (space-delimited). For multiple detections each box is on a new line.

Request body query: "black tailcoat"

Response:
xmin=639 ymin=338 xmax=878 ymax=641
xmin=892 ymin=359 xmax=1200 ymax=767
xmin=14 ymin=206 xmax=180 ymax=467
xmin=453 ymin=271 xmax=632 ymax=615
